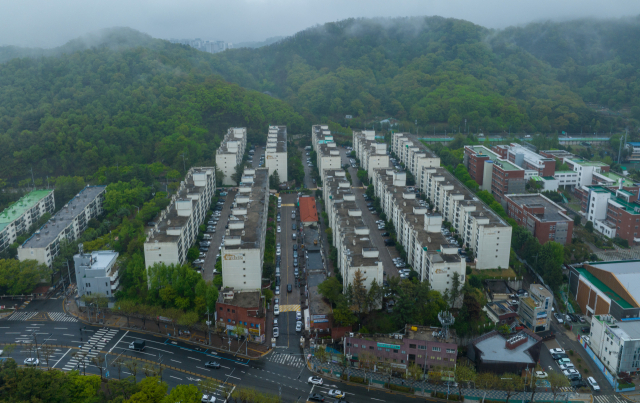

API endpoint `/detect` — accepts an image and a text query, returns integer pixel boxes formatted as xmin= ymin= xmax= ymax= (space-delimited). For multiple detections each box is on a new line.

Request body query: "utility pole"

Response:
xmin=29 ymin=166 xmax=35 ymax=189
xmin=206 ymin=309 xmax=212 ymax=345
xmin=180 ymin=153 xmax=187 ymax=173
xmin=618 ymin=135 xmax=623 ymax=164
xmin=65 ymin=260 xmax=73 ymax=298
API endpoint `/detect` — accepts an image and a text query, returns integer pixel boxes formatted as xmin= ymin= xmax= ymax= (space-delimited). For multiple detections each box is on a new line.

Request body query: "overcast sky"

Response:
xmin=2 ymin=0 xmax=640 ymax=48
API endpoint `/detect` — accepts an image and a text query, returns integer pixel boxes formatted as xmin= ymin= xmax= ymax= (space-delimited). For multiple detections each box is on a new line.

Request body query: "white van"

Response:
xmin=587 ymin=377 xmax=600 ymax=391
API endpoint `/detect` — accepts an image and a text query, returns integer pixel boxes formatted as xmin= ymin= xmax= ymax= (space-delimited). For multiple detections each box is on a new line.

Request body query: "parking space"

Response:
xmin=201 ymin=189 xmax=237 ymax=281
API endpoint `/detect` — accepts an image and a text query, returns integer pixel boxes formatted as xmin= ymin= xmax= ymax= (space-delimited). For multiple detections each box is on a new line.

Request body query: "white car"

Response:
xmin=277 ymin=226 xmax=281 ymax=233
xmin=535 ymin=371 xmax=548 ymax=379
xmin=193 ymin=259 xmax=205 ymax=264
xmin=273 ymin=327 xmax=279 ymax=337
xmin=276 ymin=249 xmax=281 ymax=256
xmin=274 ymin=318 xmax=278 ymax=326
xmin=308 ymin=376 xmax=323 ymax=385
xmin=296 ymin=321 xmax=303 ymax=332
xmin=24 ymin=358 xmax=39 ymax=366
xmin=549 ymin=348 xmax=565 ymax=355
xmin=554 ymin=313 xmax=564 ymax=324
xmin=562 ymin=369 xmax=580 ymax=377
xmin=274 ymin=305 xmax=280 ymax=315
xmin=275 ymin=286 xmax=280 ymax=295
xmin=559 ymin=363 xmax=575 ymax=371
xmin=201 ymin=395 xmax=217 ymax=403
xmin=327 ymin=390 xmax=344 ymax=398
xmin=296 ymin=311 xmax=302 ymax=320
xmin=587 ymin=376 xmax=600 ymax=391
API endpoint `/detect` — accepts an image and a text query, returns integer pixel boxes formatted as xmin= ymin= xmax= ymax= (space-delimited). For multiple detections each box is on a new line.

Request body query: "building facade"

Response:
xmin=264 ymin=125 xmax=288 ymax=182
xmin=216 ymin=127 xmax=247 ymax=186
xmin=353 ymin=130 xmax=391 ymax=181
xmin=464 ymin=145 xmax=526 ymax=204
xmin=18 ymin=186 xmax=106 ymax=267
xmin=216 ymin=288 xmax=266 ymax=343
xmin=74 ymin=248 xmax=120 ymax=300
xmin=517 ymin=284 xmax=553 ymax=332
xmin=0 ymin=190 xmax=55 ymax=253
xmin=504 ymin=193 xmax=574 ymax=245
xmin=144 ymin=168 xmax=215 ymax=270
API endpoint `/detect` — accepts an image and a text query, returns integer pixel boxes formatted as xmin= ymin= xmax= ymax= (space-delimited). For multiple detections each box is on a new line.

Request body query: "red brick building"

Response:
xmin=464 ymin=145 xmax=526 ymax=204
xmin=216 ymin=288 xmax=266 ymax=343
xmin=580 ymin=185 xmax=640 ymax=246
xmin=504 ymin=193 xmax=574 ymax=245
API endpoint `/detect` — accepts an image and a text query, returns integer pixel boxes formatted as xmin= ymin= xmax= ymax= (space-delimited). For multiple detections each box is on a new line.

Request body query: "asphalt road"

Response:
xmin=202 ymin=189 xmax=237 ymax=282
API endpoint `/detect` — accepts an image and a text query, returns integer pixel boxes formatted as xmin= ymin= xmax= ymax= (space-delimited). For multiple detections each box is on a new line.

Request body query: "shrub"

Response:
xmin=431 ymin=391 xmax=460 ymax=400
xmin=386 ymin=383 xmax=415 ymax=393
xmin=341 ymin=374 xmax=367 ymax=384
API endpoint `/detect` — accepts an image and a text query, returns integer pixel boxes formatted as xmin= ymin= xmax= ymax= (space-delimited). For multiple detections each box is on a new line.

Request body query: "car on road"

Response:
xmin=380 ymin=232 xmax=390 ymax=237
xmin=587 ymin=376 xmax=600 ymax=391
xmin=293 ymin=244 xmax=298 ymax=250
xmin=307 ymin=393 xmax=325 ymax=402
xmin=535 ymin=371 xmax=548 ymax=379
xmin=287 ymin=284 xmax=292 ymax=293
xmin=201 ymin=394 xmax=217 ymax=403
xmin=277 ymin=226 xmax=281 ymax=233
xmin=24 ymin=358 xmax=39 ymax=366
xmin=204 ymin=361 xmax=221 ymax=369
xmin=296 ymin=321 xmax=303 ymax=332
xmin=273 ymin=327 xmax=279 ymax=337
xmin=292 ymin=233 xmax=296 ymax=240
xmin=554 ymin=313 xmax=564 ymax=324
xmin=292 ymin=212 xmax=295 ymax=219
xmin=549 ymin=348 xmax=565 ymax=355
xmin=296 ymin=311 xmax=302 ymax=320
xmin=308 ymin=376 xmax=323 ymax=385
xmin=327 ymin=390 xmax=344 ymax=398
xmin=275 ymin=286 xmax=280 ymax=295
xmin=292 ymin=223 xmax=297 ymax=230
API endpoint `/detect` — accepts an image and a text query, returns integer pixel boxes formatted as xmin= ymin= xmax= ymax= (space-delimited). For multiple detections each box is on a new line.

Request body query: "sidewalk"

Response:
xmin=63 ymin=297 xmax=271 ymax=359
xmin=305 ymin=347 xmax=589 ymax=402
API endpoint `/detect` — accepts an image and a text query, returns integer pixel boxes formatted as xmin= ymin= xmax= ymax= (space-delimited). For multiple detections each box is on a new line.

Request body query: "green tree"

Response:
xmin=162 ymin=383 xmax=201 ymax=403
xmin=317 ymin=276 xmax=343 ymax=306
xmin=0 ymin=259 xmax=50 ymax=295
xmin=585 ymin=221 xmax=594 ymax=233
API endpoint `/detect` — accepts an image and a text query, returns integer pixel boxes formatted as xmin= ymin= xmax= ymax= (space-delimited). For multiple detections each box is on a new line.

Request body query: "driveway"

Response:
xmin=202 ymin=189 xmax=237 ymax=281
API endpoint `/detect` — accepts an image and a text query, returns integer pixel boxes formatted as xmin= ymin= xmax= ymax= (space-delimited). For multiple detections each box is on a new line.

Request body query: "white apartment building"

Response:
xmin=419 ymin=166 xmax=512 ymax=270
xmin=565 ymin=159 xmax=611 ymax=188
xmin=74 ymin=247 xmax=119 ymax=301
xmin=317 ymin=143 xmax=342 ymax=175
xmin=0 ymin=189 xmax=55 ymax=253
xmin=265 ymin=125 xmax=288 ymax=182
xmin=353 ymin=130 xmax=391 ymax=181
xmin=372 ymin=168 xmax=465 ymax=294
xmin=144 ymin=167 xmax=215 ymax=270
xmin=18 ymin=186 xmax=106 ymax=267
xmin=216 ymin=127 xmax=247 ymax=186
xmin=390 ymin=133 xmax=440 ymax=193
xmin=589 ymin=314 xmax=640 ymax=377
xmin=311 ymin=124 xmax=332 ymax=152
xmin=221 ymin=168 xmax=270 ymax=291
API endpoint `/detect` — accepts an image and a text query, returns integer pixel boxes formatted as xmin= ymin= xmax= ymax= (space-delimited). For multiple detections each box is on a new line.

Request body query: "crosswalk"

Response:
xmin=595 ymin=396 xmax=630 ymax=403
xmin=268 ymin=352 xmax=305 ymax=368
xmin=278 ymin=305 xmax=301 ymax=313
xmin=63 ymin=328 xmax=119 ymax=371
xmin=4 ymin=311 xmax=78 ymax=322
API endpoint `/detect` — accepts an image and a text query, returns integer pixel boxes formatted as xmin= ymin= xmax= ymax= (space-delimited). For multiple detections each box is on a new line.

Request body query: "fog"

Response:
xmin=1 ymin=0 xmax=639 ymax=48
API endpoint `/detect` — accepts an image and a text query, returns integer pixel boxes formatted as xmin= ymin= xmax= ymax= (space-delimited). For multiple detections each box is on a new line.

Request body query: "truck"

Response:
xmin=129 ymin=339 xmax=145 ymax=351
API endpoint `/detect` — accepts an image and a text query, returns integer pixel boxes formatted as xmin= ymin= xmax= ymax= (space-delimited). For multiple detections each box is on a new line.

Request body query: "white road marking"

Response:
xmin=63 ymin=334 xmax=75 ymax=337
xmin=170 ymin=375 xmax=182 ymax=380
xmin=371 ymin=399 xmax=385 ymax=402
xmin=187 ymin=357 xmax=200 ymax=361
xmin=221 ymin=365 xmax=230 ymax=369
xmin=52 ymin=348 xmax=72 ymax=368
xmin=108 ymin=330 xmax=129 ymax=353
xmin=197 ymin=366 xmax=211 ymax=371
xmin=170 ymin=359 xmax=182 ymax=364
xmin=54 ymin=328 xmax=67 ymax=330
xmin=225 ymin=374 xmax=241 ymax=380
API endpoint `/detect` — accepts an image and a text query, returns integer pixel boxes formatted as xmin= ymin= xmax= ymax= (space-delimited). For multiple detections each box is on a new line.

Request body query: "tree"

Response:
xmin=585 ymin=221 xmax=594 ymax=233
xmin=269 ymin=170 xmax=281 ymax=190
xmin=162 ymin=384 xmax=201 ymax=403
xmin=449 ymin=272 xmax=462 ymax=307
xmin=317 ymin=277 xmax=343 ymax=306
xmin=351 ymin=269 xmax=368 ymax=314
xmin=125 ymin=360 xmax=140 ymax=383
xmin=231 ymin=163 xmax=245 ymax=185
xmin=2 ymin=344 xmax=15 ymax=358
xmin=90 ymin=355 xmax=106 ymax=380
xmin=198 ymin=378 xmax=220 ymax=396
xmin=406 ymin=362 xmax=423 ymax=392
xmin=314 ymin=345 xmax=328 ymax=364
xmin=455 ymin=364 xmax=476 ymax=399
xmin=497 ymin=373 xmax=523 ymax=403
xmin=40 ymin=344 xmax=56 ymax=369
xmin=476 ymin=372 xmax=499 ymax=390
xmin=573 ymin=215 xmax=581 ymax=227
xmin=0 ymin=259 xmax=51 ymax=295
xmin=548 ymin=371 xmax=570 ymax=402
xmin=128 ymin=376 xmax=168 ymax=403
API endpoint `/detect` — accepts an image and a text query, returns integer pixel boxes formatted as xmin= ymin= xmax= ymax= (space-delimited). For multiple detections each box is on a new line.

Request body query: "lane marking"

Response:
xmin=64 ymin=334 xmax=75 ymax=337
xmin=170 ymin=375 xmax=182 ymax=380
xmin=54 ymin=328 xmax=67 ymax=330
xmin=171 ymin=359 xmax=182 ymax=364
xmin=188 ymin=356 xmax=201 ymax=361
xmin=225 ymin=374 xmax=241 ymax=380
xmin=109 ymin=330 xmax=129 ymax=353
xmin=52 ymin=348 xmax=72 ymax=368
xmin=197 ymin=366 xmax=211 ymax=371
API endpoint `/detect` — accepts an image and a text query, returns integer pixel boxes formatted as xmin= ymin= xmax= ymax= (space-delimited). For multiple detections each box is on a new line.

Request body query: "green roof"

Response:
xmin=600 ymin=171 xmax=635 ymax=187
xmin=530 ymin=176 xmax=542 ymax=181
xmin=578 ymin=267 xmax=634 ymax=309
xmin=543 ymin=176 xmax=556 ymax=180
xmin=0 ymin=190 xmax=53 ymax=231
xmin=570 ymin=159 xmax=609 ymax=167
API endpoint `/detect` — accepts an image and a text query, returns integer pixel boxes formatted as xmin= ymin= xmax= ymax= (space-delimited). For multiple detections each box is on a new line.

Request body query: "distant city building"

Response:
xmin=74 ymin=247 xmax=119 ymax=301
xmin=216 ymin=127 xmax=247 ymax=186
xmin=0 ymin=190 xmax=55 ymax=253
xmin=18 ymin=186 xmax=106 ymax=267
xmin=625 ymin=142 xmax=640 ymax=163
xmin=264 ymin=125 xmax=288 ymax=182
xmin=143 ymin=167 xmax=215 ymax=270
xmin=504 ymin=193 xmax=574 ymax=245
xmin=168 ymin=38 xmax=233 ymax=54
xmin=492 ymin=143 xmax=556 ymax=177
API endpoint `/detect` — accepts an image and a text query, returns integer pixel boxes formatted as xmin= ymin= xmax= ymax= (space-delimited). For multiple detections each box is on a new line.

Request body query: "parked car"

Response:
xmin=296 ymin=321 xmax=303 ymax=332
xmin=549 ymin=348 xmax=565 ymax=355
xmin=307 ymin=394 xmax=324 ymax=402
xmin=554 ymin=313 xmax=564 ymax=324
xmin=273 ymin=327 xmax=279 ymax=337
xmin=535 ymin=371 xmax=548 ymax=379
xmin=275 ymin=286 xmax=280 ymax=295
xmin=201 ymin=394 xmax=217 ymax=403
xmin=581 ymin=326 xmax=591 ymax=333
xmin=559 ymin=363 xmax=575 ymax=371
xmin=380 ymin=232 xmax=390 ymax=237
xmin=287 ymin=284 xmax=292 ymax=293
xmin=274 ymin=305 xmax=280 ymax=315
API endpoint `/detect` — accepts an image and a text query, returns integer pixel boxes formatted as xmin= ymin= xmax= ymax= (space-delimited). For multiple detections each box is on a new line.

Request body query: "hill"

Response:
xmin=0 ymin=37 xmax=305 ymax=182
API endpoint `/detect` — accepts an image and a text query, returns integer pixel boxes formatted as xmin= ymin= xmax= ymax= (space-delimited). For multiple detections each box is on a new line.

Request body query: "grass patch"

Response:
xmin=471 ymin=267 xmax=517 ymax=279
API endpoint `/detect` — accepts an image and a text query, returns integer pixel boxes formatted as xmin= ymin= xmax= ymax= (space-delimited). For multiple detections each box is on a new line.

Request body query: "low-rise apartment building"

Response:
xmin=74 ymin=248 xmax=119 ymax=301
xmin=464 ymin=145 xmax=526 ymax=204
xmin=143 ymin=167 xmax=215 ymax=269
xmin=578 ymin=183 xmax=640 ymax=245
xmin=504 ymin=193 xmax=574 ymax=245
xmin=216 ymin=288 xmax=266 ymax=343
xmin=0 ymin=189 xmax=55 ymax=253
xmin=588 ymin=314 xmax=640 ymax=377
xmin=353 ymin=130 xmax=391 ymax=181
xmin=221 ymin=168 xmax=270 ymax=291
xmin=390 ymin=133 xmax=440 ymax=193
xmin=564 ymin=158 xmax=611 ymax=188
xmin=493 ymin=143 xmax=556 ymax=177
xmin=344 ymin=324 xmax=457 ymax=373
xmin=18 ymin=186 xmax=106 ymax=267
xmin=216 ymin=127 xmax=247 ymax=185
xmin=420 ymin=166 xmax=512 ymax=270
xmin=264 ymin=125 xmax=288 ymax=182
xmin=517 ymin=284 xmax=553 ymax=333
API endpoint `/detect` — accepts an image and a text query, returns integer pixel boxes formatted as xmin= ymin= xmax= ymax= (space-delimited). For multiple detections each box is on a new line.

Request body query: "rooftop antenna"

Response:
xmin=438 ymin=310 xmax=455 ymax=340
xmin=78 ymin=243 xmax=84 ymax=256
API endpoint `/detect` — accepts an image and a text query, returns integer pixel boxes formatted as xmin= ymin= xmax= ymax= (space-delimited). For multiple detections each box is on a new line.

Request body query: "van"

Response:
xmin=129 ymin=339 xmax=145 ymax=351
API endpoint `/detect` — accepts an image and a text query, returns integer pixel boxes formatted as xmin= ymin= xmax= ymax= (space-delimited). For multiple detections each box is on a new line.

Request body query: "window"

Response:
xmin=432 ymin=347 xmax=441 ymax=352
xmin=446 ymin=349 xmax=456 ymax=354
xmin=369 ymin=346 xmax=374 ymax=350
xmin=354 ymin=344 xmax=358 ymax=348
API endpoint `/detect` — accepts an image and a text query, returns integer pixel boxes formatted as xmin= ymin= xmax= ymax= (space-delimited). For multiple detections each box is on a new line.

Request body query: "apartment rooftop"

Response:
xmin=597 ymin=171 xmax=636 ymax=187
xmin=266 ymin=125 xmax=287 ymax=153
xmin=505 ymin=193 xmax=572 ymax=223
xmin=473 ymin=330 xmax=540 ymax=364
xmin=0 ymin=189 xmax=53 ymax=232
xmin=217 ymin=127 xmax=246 ymax=154
xmin=308 ymin=273 xmax=332 ymax=315
xmin=77 ymin=250 xmax=119 ymax=277
xmin=507 ymin=143 xmax=554 ymax=164
xmin=224 ymin=169 xmax=269 ymax=249
xmin=569 ymin=158 xmax=609 ymax=167
xmin=584 ymin=260 xmax=640 ymax=308
xmin=217 ymin=288 xmax=262 ymax=308
xmin=21 ymin=186 xmax=106 ymax=249
xmin=398 ymin=133 xmax=439 ymax=158
xmin=344 ymin=233 xmax=379 ymax=268
xmin=590 ymin=186 xmax=640 ymax=215
xmin=467 ymin=145 xmax=522 ymax=171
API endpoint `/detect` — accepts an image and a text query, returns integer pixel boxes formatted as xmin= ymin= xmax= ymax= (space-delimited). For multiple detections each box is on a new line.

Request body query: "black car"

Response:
xmin=380 ymin=232 xmax=390 ymax=237
xmin=308 ymin=394 xmax=325 ymax=402
xmin=552 ymin=353 xmax=568 ymax=360
xmin=287 ymin=284 xmax=292 ymax=293
xmin=581 ymin=326 xmax=591 ymax=333
xmin=384 ymin=239 xmax=395 ymax=246
xmin=293 ymin=244 xmax=298 ymax=250
xmin=204 ymin=361 xmax=221 ymax=369
xmin=275 ymin=276 xmax=281 ymax=286
xmin=199 ymin=247 xmax=209 ymax=252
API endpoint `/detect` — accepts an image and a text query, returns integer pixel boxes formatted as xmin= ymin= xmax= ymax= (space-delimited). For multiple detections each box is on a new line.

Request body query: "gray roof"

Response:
xmin=588 ymin=260 xmax=640 ymax=307
xmin=474 ymin=332 xmax=537 ymax=364
xmin=505 ymin=194 xmax=572 ymax=223
xmin=225 ymin=169 xmax=270 ymax=249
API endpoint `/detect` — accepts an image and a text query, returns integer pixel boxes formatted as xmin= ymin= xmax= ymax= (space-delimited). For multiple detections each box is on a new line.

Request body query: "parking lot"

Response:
xmin=201 ymin=189 xmax=236 ymax=281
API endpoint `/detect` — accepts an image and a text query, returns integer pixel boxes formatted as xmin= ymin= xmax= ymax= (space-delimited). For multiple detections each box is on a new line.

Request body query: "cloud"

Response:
xmin=1 ymin=0 xmax=639 ymax=48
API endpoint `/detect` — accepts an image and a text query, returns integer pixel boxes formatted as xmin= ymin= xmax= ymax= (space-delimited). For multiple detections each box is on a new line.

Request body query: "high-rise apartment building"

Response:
xmin=264 ymin=125 xmax=288 ymax=182
xmin=216 ymin=128 xmax=247 ymax=186
xmin=0 ymin=190 xmax=55 ymax=253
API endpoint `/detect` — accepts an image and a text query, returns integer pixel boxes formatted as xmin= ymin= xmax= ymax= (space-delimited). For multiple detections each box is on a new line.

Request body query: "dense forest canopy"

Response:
xmin=1 ymin=16 xmax=640 ymax=184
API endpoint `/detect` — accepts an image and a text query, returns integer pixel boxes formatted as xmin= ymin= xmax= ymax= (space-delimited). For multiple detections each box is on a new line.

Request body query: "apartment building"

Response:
xmin=74 ymin=248 xmax=119 ymax=301
xmin=626 ymin=142 xmax=640 ymax=163
xmin=372 ymin=168 xmax=465 ymax=293
xmin=464 ymin=145 xmax=526 ymax=204
xmin=578 ymin=182 xmax=640 ymax=245
xmin=344 ymin=324 xmax=457 ymax=373
xmin=216 ymin=288 xmax=266 ymax=343
xmin=420 ymin=166 xmax=512 ymax=270
xmin=0 ymin=190 xmax=55 ymax=253
xmin=563 ymin=158 xmax=611 ymax=188
xmin=18 ymin=186 xmax=106 ymax=267
xmin=221 ymin=168 xmax=270 ymax=291
xmin=504 ymin=193 xmax=574 ymax=245
xmin=311 ymin=124 xmax=333 ymax=152
xmin=588 ymin=314 xmax=640 ymax=377
xmin=143 ymin=167 xmax=215 ymax=269
xmin=353 ymin=130 xmax=391 ymax=181
xmin=493 ymin=143 xmax=556 ymax=177
xmin=517 ymin=284 xmax=553 ymax=333
xmin=390 ymin=133 xmax=440 ymax=193
xmin=216 ymin=127 xmax=247 ymax=185
xmin=317 ymin=142 xmax=342 ymax=175
xmin=264 ymin=125 xmax=288 ymax=182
